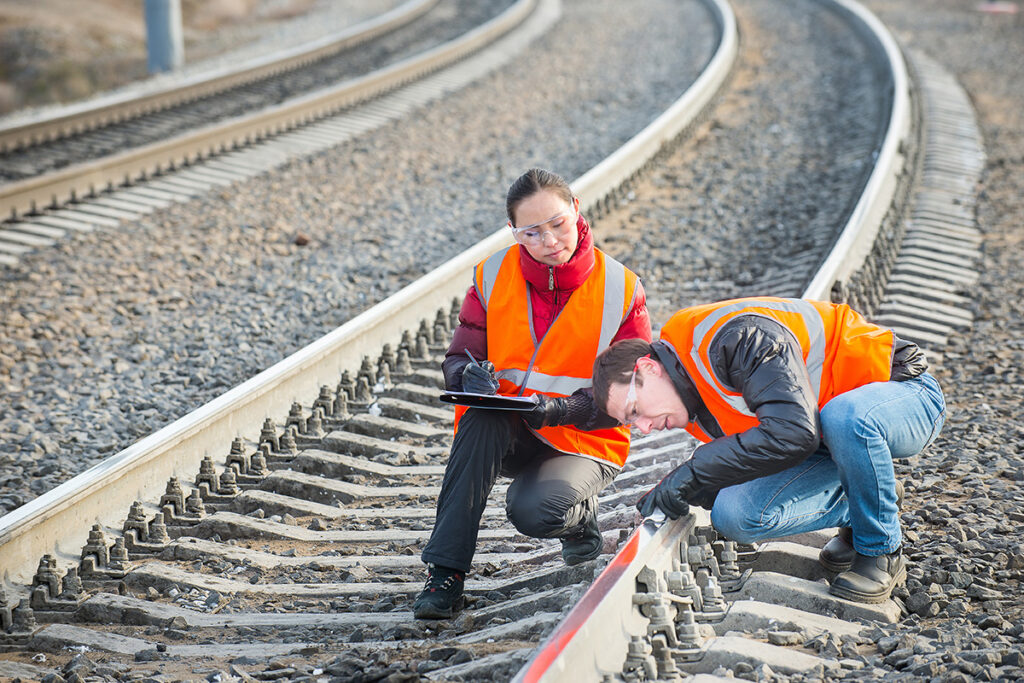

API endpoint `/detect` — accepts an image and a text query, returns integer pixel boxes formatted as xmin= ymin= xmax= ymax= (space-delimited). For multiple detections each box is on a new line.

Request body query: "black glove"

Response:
xmin=522 ymin=395 xmax=568 ymax=429
xmin=636 ymin=462 xmax=700 ymax=519
xmin=462 ymin=360 xmax=499 ymax=395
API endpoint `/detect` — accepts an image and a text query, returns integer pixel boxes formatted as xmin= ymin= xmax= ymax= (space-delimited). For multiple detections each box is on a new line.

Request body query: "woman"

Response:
xmin=414 ymin=168 xmax=651 ymax=619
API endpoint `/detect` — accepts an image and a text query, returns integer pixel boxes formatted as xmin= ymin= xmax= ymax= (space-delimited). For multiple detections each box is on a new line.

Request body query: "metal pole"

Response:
xmin=144 ymin=0 xmax=184 ymax=74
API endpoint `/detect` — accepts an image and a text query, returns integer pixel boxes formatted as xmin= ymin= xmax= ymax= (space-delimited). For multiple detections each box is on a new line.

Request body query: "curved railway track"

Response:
xmin=0 ymin=0 xmax=985 ymax=680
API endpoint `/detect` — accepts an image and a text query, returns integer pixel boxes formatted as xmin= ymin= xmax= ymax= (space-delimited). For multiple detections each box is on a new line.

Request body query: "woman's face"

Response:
xmin=510 ymin=190 xmax=580 ymax=266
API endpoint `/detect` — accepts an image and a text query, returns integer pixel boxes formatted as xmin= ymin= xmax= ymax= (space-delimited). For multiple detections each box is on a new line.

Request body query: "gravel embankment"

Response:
xmin=0 ymin=0 xmax=715 ymax=514
xmin=847 ymin=2 xmax=1024 ymax=679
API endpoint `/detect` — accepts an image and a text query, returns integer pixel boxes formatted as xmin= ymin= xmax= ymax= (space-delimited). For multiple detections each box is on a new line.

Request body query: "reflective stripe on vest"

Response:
xmin=463 ymin=246 xmax=638 ymax=467
xmin=689 ymin=298 xmax=825 ymax=417
xmin=659 ymin=297 xmax=894 ymax=440
xmin=476 ymin=247 xmax=509 ymax=311
xmin=492 ymin=368 xmax=592 ymax=396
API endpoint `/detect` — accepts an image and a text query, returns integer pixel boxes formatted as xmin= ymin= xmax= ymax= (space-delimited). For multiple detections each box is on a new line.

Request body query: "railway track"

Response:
xmin=0 ymin=0 xmax=985 ymax=680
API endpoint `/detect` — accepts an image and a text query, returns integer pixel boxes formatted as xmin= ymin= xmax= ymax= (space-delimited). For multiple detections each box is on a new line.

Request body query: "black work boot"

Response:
xmin=561 ymin=512 xmax=603 ymax=566
xmin=829 ymin=549 xmax=906 ymax=603
xmin=819 ymin=480 xmax=904 ymax=573
xmin=412 ymin=564 xmax=465 ymax=619
xmin=819 ymin=526 xmax=855 ymax=572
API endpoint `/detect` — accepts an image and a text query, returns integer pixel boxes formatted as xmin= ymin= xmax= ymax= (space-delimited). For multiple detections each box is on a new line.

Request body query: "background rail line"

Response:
xmin=0 ymin=0 xmax=530 ymax=222
xmin=0 ymin=0 xmax=554 ymax=269
xmin=0 ymin=0 xmax=438 ymax=156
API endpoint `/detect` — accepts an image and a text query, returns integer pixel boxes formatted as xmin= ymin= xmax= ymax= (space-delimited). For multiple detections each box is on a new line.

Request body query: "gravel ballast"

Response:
xmin=845 ymin=1 xmax=1024 ymax=678
xmin=597 ymin=0 xmax=886 ymax=323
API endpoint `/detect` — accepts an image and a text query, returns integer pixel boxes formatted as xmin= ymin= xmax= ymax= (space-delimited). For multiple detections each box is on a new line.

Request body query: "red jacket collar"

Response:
xmin=518 ymin=214 xmax=595 ymax=292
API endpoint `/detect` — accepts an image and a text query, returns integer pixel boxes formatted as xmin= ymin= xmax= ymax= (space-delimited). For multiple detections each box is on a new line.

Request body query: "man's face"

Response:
xmin=605 ymin=357 xmax=690 ymax=434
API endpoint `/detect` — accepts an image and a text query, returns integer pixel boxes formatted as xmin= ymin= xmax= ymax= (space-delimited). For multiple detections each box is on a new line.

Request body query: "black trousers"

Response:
xmin=421 ymin=408 xmax=617 ymax=573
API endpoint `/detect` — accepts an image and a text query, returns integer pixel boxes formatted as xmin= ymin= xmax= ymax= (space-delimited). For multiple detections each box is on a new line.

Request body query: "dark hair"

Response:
xmin=592 ymin=339 xmax=655 ymax=413
xmin=505 ymin=168 xmax=573 ymax=226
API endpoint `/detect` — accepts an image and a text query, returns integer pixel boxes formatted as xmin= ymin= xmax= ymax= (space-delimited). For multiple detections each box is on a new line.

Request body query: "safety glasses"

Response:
xmin=509 ymin=207 xmax=576 ymax=245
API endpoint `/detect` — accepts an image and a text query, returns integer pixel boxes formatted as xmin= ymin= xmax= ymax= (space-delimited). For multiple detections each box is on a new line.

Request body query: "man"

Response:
xmin=592 ymin=297 xmax=945 ymax=603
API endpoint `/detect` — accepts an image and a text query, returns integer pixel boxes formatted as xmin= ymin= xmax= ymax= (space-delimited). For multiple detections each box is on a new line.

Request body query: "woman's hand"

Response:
xmin=522 ymin=395 xmax=568 ymax=429
xmin=462 ymin=361 xmax=499 ymax=395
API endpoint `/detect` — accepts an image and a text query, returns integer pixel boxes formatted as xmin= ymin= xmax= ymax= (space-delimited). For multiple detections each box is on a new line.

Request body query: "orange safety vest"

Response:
xmin=454 ymin=245 xmax=640 ymax=467
xmin=658 ymin=297 xmax=894 ymax=442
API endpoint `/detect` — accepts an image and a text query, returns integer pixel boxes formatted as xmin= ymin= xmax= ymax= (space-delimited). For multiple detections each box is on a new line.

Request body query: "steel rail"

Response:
xmin=0 ymin=0 xmax=535 ymax=221
xmin=0 ymin=0 xmax=438 ymax=153
xmin=0 ymin=0 xmax=733 ymax=590
xmin=801 ymin=0 xmax=911 ymax=300
xmin=515 ymin=511 xmax=700 ymax=683
xmin=513 ymin=0 xmax=914 ymax=679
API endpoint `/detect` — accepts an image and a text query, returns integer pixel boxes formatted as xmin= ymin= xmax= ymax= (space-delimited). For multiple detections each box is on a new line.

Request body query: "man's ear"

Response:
xmin=636 ymin=355 xmax=660 ymax=376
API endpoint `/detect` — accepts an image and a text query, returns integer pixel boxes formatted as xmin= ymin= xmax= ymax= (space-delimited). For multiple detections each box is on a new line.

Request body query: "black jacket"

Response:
xmin=655 ymin=315 xmax=927 ymax=496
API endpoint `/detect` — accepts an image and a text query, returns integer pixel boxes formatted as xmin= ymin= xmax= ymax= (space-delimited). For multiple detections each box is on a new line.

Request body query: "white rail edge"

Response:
xmin=801 ymin=0 xmax=911 ymax=300
xmin=516 ymin=512 xmax=702 ymax=683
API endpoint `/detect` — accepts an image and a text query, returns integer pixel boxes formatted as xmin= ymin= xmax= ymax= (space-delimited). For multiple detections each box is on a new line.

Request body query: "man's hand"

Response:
xmin=462 ymin=360 xmax=499 ymax=395
xmin=522 ymin=395 xmax=568 ymax=429
xmin=636 ymin=463 xmax=700 ymax=519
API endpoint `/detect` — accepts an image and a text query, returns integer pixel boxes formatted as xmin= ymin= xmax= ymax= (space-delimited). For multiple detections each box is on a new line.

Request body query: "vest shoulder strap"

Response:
xmin=596 ymin=252 xmax=633 ymax=353
xmin=475 ymin=246 xmax=515 ymax=311
xmin=684 ymin=298 xmax=827 ymax=416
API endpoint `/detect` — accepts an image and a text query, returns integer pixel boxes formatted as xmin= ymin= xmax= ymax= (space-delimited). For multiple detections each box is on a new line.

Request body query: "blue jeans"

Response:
xmin=710 ymin=372 xmax=945 ymax=556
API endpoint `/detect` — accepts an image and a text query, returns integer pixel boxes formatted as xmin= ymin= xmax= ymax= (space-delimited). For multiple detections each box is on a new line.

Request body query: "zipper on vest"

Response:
xmin=548 ymin=266 xmax=554 ymax=291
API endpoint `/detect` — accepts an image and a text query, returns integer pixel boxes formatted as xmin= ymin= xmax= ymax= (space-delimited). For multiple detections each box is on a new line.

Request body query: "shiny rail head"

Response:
xmin=513 ymin=510 xmax=702 ymax=683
